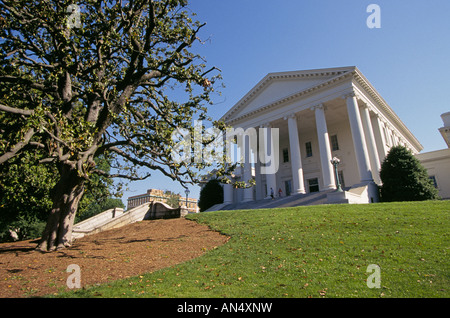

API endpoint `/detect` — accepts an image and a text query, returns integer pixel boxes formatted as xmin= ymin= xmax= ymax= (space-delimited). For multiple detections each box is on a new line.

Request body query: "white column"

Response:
xmin=371 ymin=114 xmax=389 ymax=164
xmin=360 ymin=104 xmax=381 ymax=182
xmin=254 ymin=148 xmax=263 ymax=200
xmin=285 ymin=114 xmax=306 ymax=194
xmin=344 ymin=92 xmax=373 ymax=182
xmin=313 ymin=104 xmax=335 ymax=190
xmin=223 ymin=183 xmax=233 ymax=204
xmin=259 ymin=124 xmax=277 ymax=196
xmin=242 ymin=136 xmax=254 ymax=202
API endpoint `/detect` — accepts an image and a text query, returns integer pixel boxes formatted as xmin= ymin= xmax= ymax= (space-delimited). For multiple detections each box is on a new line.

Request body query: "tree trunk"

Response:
xmin=36 ymin=164 xmax=85 ymax=252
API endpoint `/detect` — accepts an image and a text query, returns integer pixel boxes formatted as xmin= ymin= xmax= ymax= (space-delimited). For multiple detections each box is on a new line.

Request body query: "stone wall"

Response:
xmin=72 ymin=201 xmax=189 ymax=240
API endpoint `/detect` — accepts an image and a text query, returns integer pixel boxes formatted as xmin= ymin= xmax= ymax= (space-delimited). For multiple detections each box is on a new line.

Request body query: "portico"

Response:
xmin=220 ymin=67 xmax=422 ymax=205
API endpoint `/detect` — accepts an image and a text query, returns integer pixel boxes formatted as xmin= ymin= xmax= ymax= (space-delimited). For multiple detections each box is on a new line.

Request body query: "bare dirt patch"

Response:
xmin=0 ymin=218 xmax=228 ymax=298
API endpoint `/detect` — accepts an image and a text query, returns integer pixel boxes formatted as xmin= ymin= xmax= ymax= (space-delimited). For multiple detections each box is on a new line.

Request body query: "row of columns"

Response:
xmin=225 ymin=89 xmax=384 ymax=204
xmin=345 ymin=92 xmax=382 ymax=183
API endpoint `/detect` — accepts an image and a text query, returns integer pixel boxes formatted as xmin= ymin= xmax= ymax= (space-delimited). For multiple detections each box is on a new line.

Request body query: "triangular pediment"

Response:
xmin=221 ymin=66 xmax=356 ymax=123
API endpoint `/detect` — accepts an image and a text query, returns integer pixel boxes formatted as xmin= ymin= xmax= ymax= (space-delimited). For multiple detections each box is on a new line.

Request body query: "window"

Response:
xmin=305 ymin=142 xmax=313 ymax=157
xmin=330 ymin=135 xmax=339 ymax=151
xmin=284 ymin=180 xmax=292 ymax=196
xmin=283 ymin=148 xmax=289 ymax=163
xmin=307 ymin=178 xmax=319 ymax=193
xmin=429 ymin=176 xmax=438 ymax=188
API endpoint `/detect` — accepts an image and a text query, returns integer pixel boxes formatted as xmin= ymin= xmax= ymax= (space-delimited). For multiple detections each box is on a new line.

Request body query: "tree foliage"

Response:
xmin=75 ymin=197 xmax=125 ymax=223
xmin=379 ymin=146 xmax=439 ymax=202
xmin=198 ymin=179 xmax=223 ymax=212
xmin=0 ymin=151 xmax=55 ymax=241
xmin=0 ymin=0 xmax=225 ymax=251
xmin=0 ymin=151 xmax=123 ymax=241
xmin=164 ymin=190 xmax=181 ymax=208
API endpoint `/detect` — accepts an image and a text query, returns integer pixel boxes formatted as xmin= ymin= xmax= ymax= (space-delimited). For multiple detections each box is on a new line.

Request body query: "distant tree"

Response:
xmin=198 ymin=179 xmax=223 ymax=212
xmin=380 ymin=146 xmax=439 ymax=202
xmin=75 ymin=197 xmax=125 ymax=223
xmin=164 ymin=190 xmax=181 ymax=208
xmin=75 ymin=156 xmax=124 ymax=220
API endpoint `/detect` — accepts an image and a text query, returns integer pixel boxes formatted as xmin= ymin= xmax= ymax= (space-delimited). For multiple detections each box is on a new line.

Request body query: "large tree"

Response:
xmin=0 ymin=0 xmax=224 ymax=251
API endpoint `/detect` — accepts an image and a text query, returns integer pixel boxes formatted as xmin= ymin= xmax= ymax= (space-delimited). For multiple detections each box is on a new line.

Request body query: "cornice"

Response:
xmin=310 ymin=103 xmax=326 ymax=112
xmin=351 ymin=69 xmax=423 ymax=151
xmin=222 ymin=68 xmax=355 ymax=125
xmin=415 ymin=148 xmax=450 ymax=161
xmin=283 ymin=113 xmax=297 ymax=120
xmin=438 ymin=127 xmax=450 ymax=148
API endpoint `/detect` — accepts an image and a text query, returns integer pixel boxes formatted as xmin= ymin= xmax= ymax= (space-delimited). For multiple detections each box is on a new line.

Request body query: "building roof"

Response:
xmin=439 ymin=112 xmax=450 ymax=148
xmin=220 ymin=66 xmax=422 ymax=152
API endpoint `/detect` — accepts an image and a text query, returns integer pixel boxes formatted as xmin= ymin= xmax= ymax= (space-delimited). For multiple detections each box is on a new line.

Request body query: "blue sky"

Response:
xmin=120 ymin=0 xmax=450 ymax=205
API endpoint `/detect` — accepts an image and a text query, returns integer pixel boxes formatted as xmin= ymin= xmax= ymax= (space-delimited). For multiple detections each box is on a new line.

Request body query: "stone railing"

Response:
xmin=72 ymin=207 xmax=125 ymax=235
xmin=72 ymin=201 xmax=189 ymax=240
xmin=327 ymin=181 xmax=379 ymax=204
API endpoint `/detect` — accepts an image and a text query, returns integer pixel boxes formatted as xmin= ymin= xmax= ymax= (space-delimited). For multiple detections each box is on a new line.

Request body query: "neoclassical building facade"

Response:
xmin=416 ymin=112 xmax=450 ymax=199
xmin=219 ymin=66 xmax=424 ymax=205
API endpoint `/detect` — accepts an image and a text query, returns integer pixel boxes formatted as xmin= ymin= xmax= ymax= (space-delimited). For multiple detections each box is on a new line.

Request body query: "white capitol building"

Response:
xmin=215 ymin=66 xmax=450 ymax=206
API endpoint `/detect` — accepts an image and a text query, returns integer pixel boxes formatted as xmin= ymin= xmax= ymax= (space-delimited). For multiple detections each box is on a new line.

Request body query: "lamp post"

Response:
xmin=184 ymin=189 xmax=190 ymax=210
xmin=330 ymin=157 xmax=343 ymax=192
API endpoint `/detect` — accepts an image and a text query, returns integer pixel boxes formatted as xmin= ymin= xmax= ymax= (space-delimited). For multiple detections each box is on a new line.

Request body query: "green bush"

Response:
xmin=198 ymin=179 xmax=224 ymax=212
xmin=380 ymin=145 xmax=439 ymax=202
xmin=0 ymin=153 xmax=122 ymax=242
xmin=75 ymin=198 xmax=125 ymax=223
xmin=0 ymin=215 xmax=46 ymax=242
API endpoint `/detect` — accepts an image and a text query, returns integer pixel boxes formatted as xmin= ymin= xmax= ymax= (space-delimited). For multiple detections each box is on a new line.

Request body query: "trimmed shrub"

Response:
xmin=380 ymin=146 xmax=439 ymax=202
xmin=198 ymin=179 xmax=224 ymax=212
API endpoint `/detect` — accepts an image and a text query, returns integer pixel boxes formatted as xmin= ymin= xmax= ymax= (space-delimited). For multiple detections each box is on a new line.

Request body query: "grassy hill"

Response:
xmin=62 ymin=200 xmax=449 ymax=298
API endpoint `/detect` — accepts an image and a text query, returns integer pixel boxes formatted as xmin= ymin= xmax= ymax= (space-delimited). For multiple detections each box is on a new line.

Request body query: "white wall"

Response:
xmin=416 ymin=149 xmax=450 ymax=199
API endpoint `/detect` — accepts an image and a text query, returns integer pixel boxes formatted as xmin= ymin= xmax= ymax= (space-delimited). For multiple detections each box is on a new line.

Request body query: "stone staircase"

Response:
xmin=207 ymin=190 xmax=333 ymax=212
xmin=206 ymin=181 xmax=379 ymax=212
xmin=72 ymin=201 xmax=188 ymax=240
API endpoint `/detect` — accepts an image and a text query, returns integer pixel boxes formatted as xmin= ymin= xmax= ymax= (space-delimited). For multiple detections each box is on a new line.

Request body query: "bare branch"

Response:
xmin=92 ymin=168 xmax=152 ymax=181
xmin=0 ymin=128 xmax=35 ymax=164
xmin=0 ymin=103 xmax=35 ymax=116
xmin=108 ymin=145 xmax=186 ymax=182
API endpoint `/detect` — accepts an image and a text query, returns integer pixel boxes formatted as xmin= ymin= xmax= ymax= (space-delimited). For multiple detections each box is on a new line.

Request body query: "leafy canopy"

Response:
xmin=0 ymin=0 xmax=225 ymax=191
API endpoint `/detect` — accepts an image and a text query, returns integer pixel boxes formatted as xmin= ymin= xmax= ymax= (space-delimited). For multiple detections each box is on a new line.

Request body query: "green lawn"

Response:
xmin=59 ymin=200 xmax=449 ymax=298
